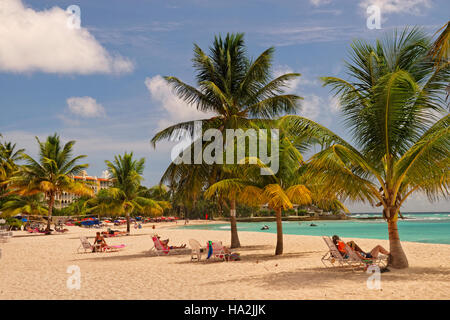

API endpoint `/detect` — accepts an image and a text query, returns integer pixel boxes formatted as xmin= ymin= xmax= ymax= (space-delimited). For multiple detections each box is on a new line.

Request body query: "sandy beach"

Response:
xmin=1 ymin=221 xmax=449 ymax=300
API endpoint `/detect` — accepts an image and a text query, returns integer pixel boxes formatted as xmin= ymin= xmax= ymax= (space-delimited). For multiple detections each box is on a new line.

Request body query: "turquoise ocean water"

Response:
xmin=181 ymin=212 xmax=450 ymax=244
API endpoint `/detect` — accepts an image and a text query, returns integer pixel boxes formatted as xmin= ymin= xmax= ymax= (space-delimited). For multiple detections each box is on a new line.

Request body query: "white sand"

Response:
xmin=1 ymin=220 xmax=449 ymax=300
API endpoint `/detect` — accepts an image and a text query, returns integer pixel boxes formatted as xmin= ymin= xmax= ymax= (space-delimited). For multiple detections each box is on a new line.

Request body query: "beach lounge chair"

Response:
xmin=77 ymin=236 xmax=125 ymax=253
xmin=78 ymin=236 xmax=96 ymax=253
xmin=0 ymin=231 xmax=12 ymax=243
xmin=321 ymin=236 xmax=368 ymax=270
xmin=206 ymin=241 xmax=226 ymax=261
xmin=321 ymin=236 xmax=388 ymax=270
xmin=189 ymin=239 xmax=204 ymax=261
xmin=103 ymin=244 xmax=126 ymax=252
xmin=150 ymin=235 xmax=188 ymax=256
xmin=343 ymin=242 xmax=388 ymax=269
xmin=321 ymin=236 xmax=354 ymax=268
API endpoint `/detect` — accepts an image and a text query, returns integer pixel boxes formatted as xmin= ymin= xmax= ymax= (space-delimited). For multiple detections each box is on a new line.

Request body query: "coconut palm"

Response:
xmin=0 ymin=194 xmax=48 ymax=217
xmin=281 ymin=27 xmax=449 ymax=268
xmin=85 ymin=189 xmax=114 ymax=217
xmin=101 ymin=152 xmax=169 ymax=233
xmin=7 ymin=134 xmax=93 ymax=230
xmin=0 ymin=138 xmax=24 ymax=193
xmin=430 ymin=21 xmax=449 ymax=67
xmin=430 ymin=21 xmax=450 ymax=98
xmin=141 ymin=184 xmax=170 ymax=201
xmin=151 ymin=33 xmax=302 ymax=248
xmin=63 ymin=196 xmax=91 ymax=217
xmin=205 ymin=130 xmax=314 ymax=255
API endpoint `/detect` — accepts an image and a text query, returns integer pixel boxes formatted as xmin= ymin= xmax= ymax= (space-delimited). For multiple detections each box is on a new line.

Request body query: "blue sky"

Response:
xmin=0 ymin=0 xmax=448 ymax=212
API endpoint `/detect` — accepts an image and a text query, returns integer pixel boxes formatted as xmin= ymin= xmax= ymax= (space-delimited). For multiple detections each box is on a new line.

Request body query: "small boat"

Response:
xmin=310 ymin=223 xmax=317 ymax=227
xmin=261 ymin=225 xmax=269 ymax=230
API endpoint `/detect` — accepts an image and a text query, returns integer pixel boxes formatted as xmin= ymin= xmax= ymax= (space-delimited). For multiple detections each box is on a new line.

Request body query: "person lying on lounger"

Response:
xmin=55 ymin=225 xmax=69 ymax=233
xmin=102 ymin=228 xmax=127 ymax=237
xmin=332 ymin=235 xmax=390 ymax=259
xmin=157 ymin=235 xmax=186 ymax=249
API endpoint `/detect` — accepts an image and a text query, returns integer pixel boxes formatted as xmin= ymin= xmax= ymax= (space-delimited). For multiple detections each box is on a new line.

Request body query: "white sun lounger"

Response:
xmin=0 ymin=231 xmax=13 ymax=243
xmin=78 ymin=236 xmax=96 ymax=253
xmin=321 ymin=236 xmax=356 ymax=268
xmin=189 ymin=239 xmax=204 ymax=261
xmin=322 ymin=236 xmax=388 ymax=270
xmin=343 ymin=242 xmax=388 ymax=269
xmin=78 ymin=236 xmax=125 ymax=253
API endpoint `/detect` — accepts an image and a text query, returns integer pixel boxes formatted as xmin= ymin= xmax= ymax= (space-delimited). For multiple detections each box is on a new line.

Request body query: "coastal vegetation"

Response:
xmin=150 ymin=33 xmax=303 ymax=248
xmin=4 ymin=134 xmax=93 ymax=231
xmin=1 ymin=25 xmax=448 ymax=269
xmin=87 ymin=152 xmax=170 ymax=233
xmin=280 ymin=27 xmax=449 ymax=268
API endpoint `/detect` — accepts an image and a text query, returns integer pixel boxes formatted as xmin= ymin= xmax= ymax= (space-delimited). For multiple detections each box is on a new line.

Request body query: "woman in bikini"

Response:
xmin=332 ymin=235 xmax=389 ymax=259
xmin=93 ymin=232 xmax=108 ymax=252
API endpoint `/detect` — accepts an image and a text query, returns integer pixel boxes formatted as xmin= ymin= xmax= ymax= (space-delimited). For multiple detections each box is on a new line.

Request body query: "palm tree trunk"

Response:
xmin=46 ymin=193 xmax=54 ymax=231
xmin=275 ymin=207 xmax=283 ymax=255
xmin=387 ymin=217 xmax=409 ymax=268
xmin=126 ymin=211 xmax=130 ymax=234
xmin=230 ymin=199 xmax=241 ymax=248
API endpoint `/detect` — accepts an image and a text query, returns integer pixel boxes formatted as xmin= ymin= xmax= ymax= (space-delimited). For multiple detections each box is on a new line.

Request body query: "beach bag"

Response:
xmin=228 ymin=252 xmax=241 ymax=261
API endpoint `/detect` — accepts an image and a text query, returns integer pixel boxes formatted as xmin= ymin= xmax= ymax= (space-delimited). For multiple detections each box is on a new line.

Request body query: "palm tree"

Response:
xmin=7 ymin=134 xmax=93 ymax=230
xmin=430 ymin=21 xmax=449 ymax=67
xmin=0 ymin=194 xmax=48 ymax=217
xmin=282 ymin=27 xmax=449 ymax=268
xmin=63 ymin=196 xmax=91 ymax=217
xmin=430 ymin=21 xmax=450 ymax=98
xmin=0 ymin=138 xmax=24 ymax=193
xmin=205 ymin=130 xmax=313 ymax=255
xmin=100 ymin=152 xmax=169 ymax=233
xmin=86 ymin=188 xmax=114 ymax=218
xmin=161 ymin=163 xmax=208 ymax=217
xmin=141 ymin=185 xmax=170 ymax=201
xmin=151 ymin=33 xmax=302 ymax=248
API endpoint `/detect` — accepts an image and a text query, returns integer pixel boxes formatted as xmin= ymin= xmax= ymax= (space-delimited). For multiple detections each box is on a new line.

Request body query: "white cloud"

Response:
xmin=273 ymin=65 xmax=319 ymax=93
xmin=0 ymin=0 xmax=134 ymax=74
xmin=328 ymin=96 xmax=341 ymax=113
xmin=310 ymin=0 xmax=332 ymax=7
xmin=273 ymin=65 xmax=301 ymax=93
xmin=144 ymin=75 xmax=213 ymax=130
xmin=301 ymin=94 xmax=322 ymax=120
xmin=66 ymin=97 xmax=106 ymax=118
xmin=297 ymin=94 xmax=343 ymax=125
xmin=311 ymin=9 xmax=342 ymax=16
xmin=359 ymin=0 xmax=432 ymax=15
xmin=261 ymin=25 xmax=363 ymax=46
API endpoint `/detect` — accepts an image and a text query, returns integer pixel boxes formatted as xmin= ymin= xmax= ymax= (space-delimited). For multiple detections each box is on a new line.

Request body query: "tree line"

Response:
xmin=1 ymin=23 xmax=449 ymax=269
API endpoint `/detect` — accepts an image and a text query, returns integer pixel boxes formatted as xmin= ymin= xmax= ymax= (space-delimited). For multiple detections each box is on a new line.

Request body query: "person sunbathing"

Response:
xmin=93 ymin=232 xmax=108 ymax=252
xmin=332 ymin=235 xmax=389 ymax=259
xmin=157 ymin=235 xmax=186 ymax=249
xmin=55 ymin=225 xmax=69 ymax=233
xmin=103 ymin=228 xmax=127 ymax=237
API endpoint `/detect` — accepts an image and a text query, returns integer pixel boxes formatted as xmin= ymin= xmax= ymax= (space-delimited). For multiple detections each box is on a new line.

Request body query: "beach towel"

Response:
xmin=206 ymin=241 xmax=213 ymax=259
xmin=228 ymin=252 xmax=241 ymax=261
xmin=110 ymin=244 xmax=126 ymax=249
